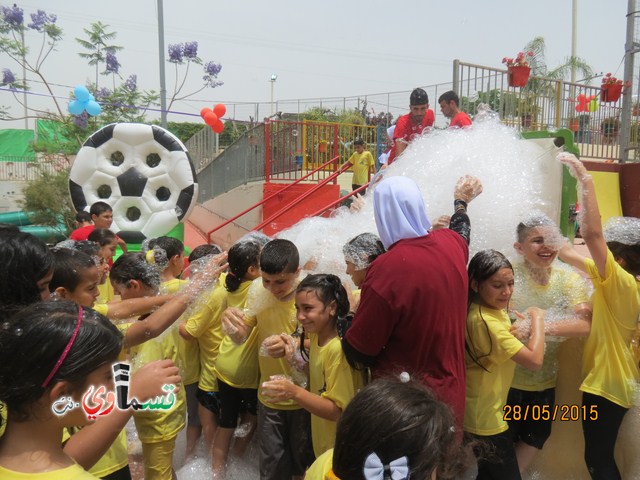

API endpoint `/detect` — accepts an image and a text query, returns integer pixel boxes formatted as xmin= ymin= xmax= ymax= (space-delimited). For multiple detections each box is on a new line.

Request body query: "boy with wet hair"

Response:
xmin=221 ymin=239 xmax=314 ymax=480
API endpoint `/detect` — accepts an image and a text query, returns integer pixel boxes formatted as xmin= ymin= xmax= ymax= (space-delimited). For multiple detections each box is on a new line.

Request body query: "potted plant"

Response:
xmin=503 ymin=51 xmax=534 ymax=88
xmin=600 ymin=73 xmax=630 ymax=103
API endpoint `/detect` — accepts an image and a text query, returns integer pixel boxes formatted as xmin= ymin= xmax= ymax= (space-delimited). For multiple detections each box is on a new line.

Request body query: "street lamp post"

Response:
xmin=270 ymin=74 xmax=277 ymax=117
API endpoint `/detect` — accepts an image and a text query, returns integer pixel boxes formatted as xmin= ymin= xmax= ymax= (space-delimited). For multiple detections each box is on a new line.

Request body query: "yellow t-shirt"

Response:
xmin=308 ymin=334 xmax=364 ymax=457
xmin=0 ymin=463 xmax=98 ymax=479
xmin=305 ymin=448 xmax=334 ymax=479
xmin=127 ymin=320 xmax=186 ymax=443
xmin=511 ymin=262 xmax=590 ymax=390
xmin=348 ymin=151 xmax=374 ymax=186
xmin=213 ymin=277 xmax=260 ymax=389
xmin=92 ymin=303 xmax=109 ymax=317
xmin=184 ymin=281 xmax=227 ymax=392
xmin=581 ymin=250 xmax=640 ymax=408
xmin=63 ymin=428 xmax=128 ymax=478
xmin=161 ymin=279 xmax=200 ymax=385
xmin=244 ymin=280 xmax=301 ymax=410
xmin=464 ymin=303 xmax=524 ymax=436
xmin=97 ymin=279 xmax=114 ymax=304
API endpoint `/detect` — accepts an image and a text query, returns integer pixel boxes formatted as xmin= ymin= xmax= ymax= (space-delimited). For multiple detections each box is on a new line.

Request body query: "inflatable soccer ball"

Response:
xmin=68 ymin=123 xmax=198 ymax=243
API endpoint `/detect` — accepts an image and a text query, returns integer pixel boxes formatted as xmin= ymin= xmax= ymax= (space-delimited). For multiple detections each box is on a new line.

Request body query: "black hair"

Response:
xmin=146 ymin=236 xmax=184 ymax=269
xmin=89 ymin=201 xmax=113 ymax=217
xmin=226 ymin=241 xmax=261 ymax=292
xmin=353 ymin=139 xmax=364 ymax=146
xmin=69 ymin=240 xmax=100 ymax=258
xmin=88 ymin=228 xmax=117 ymax=247
xmin=50 ymin=248 xmax=97 ymax=293
xmin=0 ymin=300 xmax=122 ymax=421
xmin=260 ymin=239 xmax=299 ymax=274
xmin=188 ymin=244 xmax=222 ymax=263
xmin=75 ymin=211 xmax=92 ymax=223
xmin=110 ymin=252 xmax=161 ymax=290
xmin=466 ymin=249 xmax=514 ymax=372
xmin=608 ymin=241 xmax=640 ymax=277
xmin=515 ymin=214 xmax=556 ymax=243
xmin=438 ymin=90 xmax=460 ymax=106
xmin=410 ymin=87 xmax=429 ymax=106
xmin=296 ymin=274 xmax=350 ymax=360
xmin=0 ymin=226 xmax=54 ymax=310
xmin=332 ymin=378 xmax=472 ymax=480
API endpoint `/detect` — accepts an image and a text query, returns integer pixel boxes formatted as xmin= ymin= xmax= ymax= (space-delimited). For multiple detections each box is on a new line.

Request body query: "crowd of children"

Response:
xmin=0 ymin=151 xmax=639 ymax=480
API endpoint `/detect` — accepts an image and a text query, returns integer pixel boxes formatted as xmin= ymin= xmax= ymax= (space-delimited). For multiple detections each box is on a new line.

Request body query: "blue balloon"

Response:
xmin=85 ymin=100 xmax=102 ymax=116
xmin=74 ymin=85 xmax=91 ymax=102
xmin=68 ymin=100 xmax=84 ymax=115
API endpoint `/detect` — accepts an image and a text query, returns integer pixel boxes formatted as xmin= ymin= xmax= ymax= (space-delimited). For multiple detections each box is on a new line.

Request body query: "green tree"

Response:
xmin=76 ymin=21 xmax=123 ymax=88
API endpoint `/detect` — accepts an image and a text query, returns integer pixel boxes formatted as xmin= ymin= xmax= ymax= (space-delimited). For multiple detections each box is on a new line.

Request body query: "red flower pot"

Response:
xmin=507 ymin=66 xmax=531 ymax=88
xmin=600 ymin=83 xmax=623 ymax=103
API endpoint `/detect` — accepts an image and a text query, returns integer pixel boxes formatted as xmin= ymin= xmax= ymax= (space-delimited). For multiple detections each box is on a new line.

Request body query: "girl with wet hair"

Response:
xmin=465 ymin=249 xmax=545 ymax=480
xmin=0 ymin=225 xmax=54 ymax=310
xmin=262 ymin=273 xmax=364 ymax=458
xmin=0 ymin=301 xmax=122 ymax=479
xmin=306 ymin=378 xmax=473 ymax=480
xmin=342 ymin=232 xmax=385 ymax=288
xmin=557 ymin=153 xmax=640 ymax=479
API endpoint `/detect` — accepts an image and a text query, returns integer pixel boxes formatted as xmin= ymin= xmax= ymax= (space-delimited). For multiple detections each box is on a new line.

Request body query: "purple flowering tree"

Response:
xmin=166 ymin=40 xmax=223 ymax=111
xmin=0 ymin=4 xmax=64 ymax=119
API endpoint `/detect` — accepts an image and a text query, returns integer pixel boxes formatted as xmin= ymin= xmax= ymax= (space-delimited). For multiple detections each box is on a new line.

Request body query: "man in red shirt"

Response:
xmin=438 ymin=91 xmax=473 ymax=128
xmin=387 ymin=88 xmax=435 ymax=164
xmin=341 ymin=175 xmax=482 ymax=427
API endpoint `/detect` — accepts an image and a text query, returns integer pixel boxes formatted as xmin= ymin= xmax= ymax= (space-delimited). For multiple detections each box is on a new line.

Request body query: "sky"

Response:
xmin=0 ymin=0 xmax=632 ymax=129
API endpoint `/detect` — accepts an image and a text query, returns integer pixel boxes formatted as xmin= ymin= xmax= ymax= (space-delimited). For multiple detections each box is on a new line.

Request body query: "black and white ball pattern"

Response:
xmin=68 ymin=123 xmax=198 ymax=244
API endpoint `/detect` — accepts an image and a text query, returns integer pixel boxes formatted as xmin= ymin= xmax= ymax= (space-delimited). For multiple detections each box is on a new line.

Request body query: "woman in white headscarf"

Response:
xmin=342 ymin=174 xmax=481 ymax=427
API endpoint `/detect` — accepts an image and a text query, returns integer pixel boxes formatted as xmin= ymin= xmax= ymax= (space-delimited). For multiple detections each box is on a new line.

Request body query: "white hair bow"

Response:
xmin=363 ymin=452 xmax=409 ymax=480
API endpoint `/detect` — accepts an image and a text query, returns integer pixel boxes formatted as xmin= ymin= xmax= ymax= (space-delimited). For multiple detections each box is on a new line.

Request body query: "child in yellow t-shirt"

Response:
xmin=221 ymin=239 xmax=314 ymax=479
xmin=0 ymin=301 xmax=121 ymax=480
xmin=262 ymin=274 xmax=364 ymax=457
xmin=181 ymin=241 xmax=261 ymax=475
xmin=344 ymin=139 xmax=374 ymax=193
xmin=465 ymin=249 xmax=545 ymax=479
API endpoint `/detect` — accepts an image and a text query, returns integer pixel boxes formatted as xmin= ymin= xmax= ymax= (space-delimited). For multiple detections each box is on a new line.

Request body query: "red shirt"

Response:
xmin=450 ymin=111 xmax=472 ymax=128
xmin=346 ymin=229 xmax=469 ymax=426
xmin=388 ymin=110 xmax=435 ymax=164
xmin=70 ymin=225 xmax=95 ymax=241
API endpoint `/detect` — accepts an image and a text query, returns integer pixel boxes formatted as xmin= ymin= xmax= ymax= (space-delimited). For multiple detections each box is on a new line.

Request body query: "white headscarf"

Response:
xmin=373 ymin=176 xmax=431 ymax=249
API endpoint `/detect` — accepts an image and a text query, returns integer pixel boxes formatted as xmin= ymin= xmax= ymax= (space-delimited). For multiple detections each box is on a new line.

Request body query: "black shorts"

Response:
xmin=196 ymin=388 xmax=221 ymax=416
xmin=217 ymin=377 xmax=258 ymax=428
xmin=506 ymin=387 xmax=555 ymax=449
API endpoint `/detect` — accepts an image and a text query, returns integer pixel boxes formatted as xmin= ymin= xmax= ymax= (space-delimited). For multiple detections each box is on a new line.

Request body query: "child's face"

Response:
xmin=345 ymin=260 xmax=366 ymax=288
xmin=261 ymin=270 xmax=299 ymax=301
xmin=112 ymin=279 xmax=156 ymax=300
xmin=95 ymin=256 xmax=109 ymax=285
xmin=295 ymin=289 xmax=335 ymax=335
xmin=93 ymin=211 xmax=113 ymax=229
xmin=355 ymin=144 xmax=364 ymax=154
xmin=515 ymin=226 xmax=559 ymax=268
xmin=473 ymin=267 xmax=514 ymax=310
xmin=99 ymin=239 xmax=118 ymax=261
xmin=68 ymin=266 xmax=101 ymax=308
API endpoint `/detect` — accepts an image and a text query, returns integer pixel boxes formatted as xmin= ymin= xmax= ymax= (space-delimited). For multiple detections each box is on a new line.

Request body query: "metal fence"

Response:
xmin=0 ymin=156 xmax=66 ymax=181
xmin=454 ymin=60 xmax=630 ymax=161
xmin=196 ymin=123 xmax=266 ymax=203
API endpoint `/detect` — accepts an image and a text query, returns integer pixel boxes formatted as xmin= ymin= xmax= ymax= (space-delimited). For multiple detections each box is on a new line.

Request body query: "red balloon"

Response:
xmin=575 ymin=104 xmax=585 ymax=112
xmin=213 ymin=103 xmax=226 ymax=118
xmin=212 ymin=119 xmax=224 ymax=133
xmin=204 ymin=111 xmax=218 ymax=126
xmin=200 ymin=107 xmax=213 ymax=118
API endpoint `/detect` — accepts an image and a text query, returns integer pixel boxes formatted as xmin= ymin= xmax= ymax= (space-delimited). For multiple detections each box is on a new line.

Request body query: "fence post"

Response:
xmin=452 ymin=59 xmax=460 ymax=95
xmin=264 ymin=120 xmax=271 ymax=183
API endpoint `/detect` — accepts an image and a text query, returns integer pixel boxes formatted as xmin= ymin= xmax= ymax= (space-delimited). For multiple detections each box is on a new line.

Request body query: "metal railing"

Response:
xmin=0 ymin=156 xmax=66 ymax=181
xmin=453 ymin=60 xmax=630 ymax=161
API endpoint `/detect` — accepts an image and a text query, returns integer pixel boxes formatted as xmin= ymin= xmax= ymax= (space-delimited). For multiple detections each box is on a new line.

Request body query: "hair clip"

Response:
xmin=363 ymin=452 xmax=409 ymax=480
xmin=145 ymin=249 xmax=156 ymax=264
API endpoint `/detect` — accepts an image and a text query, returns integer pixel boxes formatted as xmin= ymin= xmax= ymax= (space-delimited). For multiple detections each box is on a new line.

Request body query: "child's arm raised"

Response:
xmin=63 ymin=359 xmax=181 ymax=469
xmin=103 ymin=294 xmax=172 ymax=320
xmin=558 ymin=153 xmax=607 ymax=277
